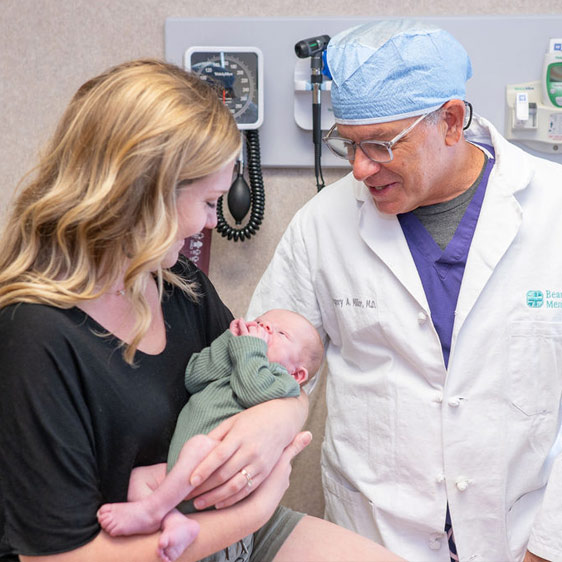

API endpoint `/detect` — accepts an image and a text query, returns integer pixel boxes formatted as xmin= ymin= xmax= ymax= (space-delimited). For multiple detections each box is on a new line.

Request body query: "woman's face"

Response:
xmin=161 ymin=161 xmax=235 ymax=268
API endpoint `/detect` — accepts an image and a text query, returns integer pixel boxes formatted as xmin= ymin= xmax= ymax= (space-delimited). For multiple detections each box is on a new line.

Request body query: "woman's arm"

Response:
xmin=19 ymin=504 xmax=257 ymax=562
xmin=19 ymin=432 xmax=312 ymax=562
xmin=186 ymin=391 xmax=309 ymax=510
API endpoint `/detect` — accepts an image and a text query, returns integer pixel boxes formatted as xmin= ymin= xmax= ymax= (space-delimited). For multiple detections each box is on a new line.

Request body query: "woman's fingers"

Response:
xmin=190 ymin=418 xmax=237 ymax=487
xmin=283 ymin=431 xmax=313 ymax=462
xmin=264 ymin=431 xmax=312 ymax=495
xmin=197 ymin=432 xmax=312 ymax=510
xmin=187 ymin=439 xmax=262 ymax=502
xmin=195 ymin=465 xmax=260 ymax=510
xmin=190 ymin=411 xmax=274 ymax=492
xmin=188 ymin=402 xmax=310 ymax=508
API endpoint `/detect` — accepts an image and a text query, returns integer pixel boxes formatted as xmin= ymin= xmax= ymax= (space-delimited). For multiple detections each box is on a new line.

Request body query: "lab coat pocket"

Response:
xmin=508 ymin=321 xmax=562 ymax=417
xmin=321 ymin=468 xmax=382 ymax=543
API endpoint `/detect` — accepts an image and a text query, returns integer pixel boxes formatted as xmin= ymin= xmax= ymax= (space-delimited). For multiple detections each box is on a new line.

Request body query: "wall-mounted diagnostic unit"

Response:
xmin=185 ymin=47 xmax=264 ymax=129
xmin=185 ymin=47 xmax=265 ymax=243
xmin=167 ymin=16 xmax=562 ymax=167
xmin=505 ymin=38 xmax=562 ymax=154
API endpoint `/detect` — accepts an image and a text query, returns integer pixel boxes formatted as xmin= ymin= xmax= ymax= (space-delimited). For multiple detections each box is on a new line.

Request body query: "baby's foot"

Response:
xmin=97 ymin=501 xmax=161 ymax=536
xmin=157 ymin=511 xmax=200 ymax=562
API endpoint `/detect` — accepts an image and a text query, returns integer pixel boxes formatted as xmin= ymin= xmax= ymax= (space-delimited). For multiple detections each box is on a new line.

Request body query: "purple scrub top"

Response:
xmin=398 ymin=145 xmax=495 ymax=368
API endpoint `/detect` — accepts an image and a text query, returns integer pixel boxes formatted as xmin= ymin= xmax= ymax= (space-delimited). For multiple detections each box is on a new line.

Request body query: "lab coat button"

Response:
xmin=428 ymin=536 xmax=442 ymax=550
xmin=433 ymin=393 xmax=443 ymax=404
xmin=417 ymin=312 xmax=427 ymax=324
xmin=448 ymin=397 xmax=461 ymax=407
xmin=435 ymin=473 xmax=446 ymax=483
xmin=456 ymin=478 xmax=469 ymax=491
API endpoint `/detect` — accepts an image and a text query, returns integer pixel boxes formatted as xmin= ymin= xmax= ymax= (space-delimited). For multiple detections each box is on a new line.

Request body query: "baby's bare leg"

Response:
xmin=128 ymin=463 xmax=168 ymax=501
xmin=97 ymin=434 xmax=217 ymax=537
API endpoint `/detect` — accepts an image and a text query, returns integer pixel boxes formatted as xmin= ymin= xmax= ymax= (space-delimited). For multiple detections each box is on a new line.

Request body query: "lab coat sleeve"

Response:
xmin=526 ymin=450 xmax=562 ymax=560
xmin=228 ymin=335 xmax=300 ymax=408
xmin=248 ymin=210 xmax=326 ymax=344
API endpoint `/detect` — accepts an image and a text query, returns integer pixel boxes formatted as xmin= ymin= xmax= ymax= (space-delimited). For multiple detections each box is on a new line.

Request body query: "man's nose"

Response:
xmin=352 ymin=149 xmax=383 ymax=182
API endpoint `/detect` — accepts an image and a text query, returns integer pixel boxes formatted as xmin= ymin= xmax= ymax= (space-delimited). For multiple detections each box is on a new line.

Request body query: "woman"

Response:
xmin=0 ymin=59 xmax=400 ymax=562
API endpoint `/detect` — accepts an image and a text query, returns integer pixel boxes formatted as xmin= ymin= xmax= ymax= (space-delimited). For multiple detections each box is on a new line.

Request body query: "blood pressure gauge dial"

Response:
xmin=185 ymin=46 xmax=264 ymax=129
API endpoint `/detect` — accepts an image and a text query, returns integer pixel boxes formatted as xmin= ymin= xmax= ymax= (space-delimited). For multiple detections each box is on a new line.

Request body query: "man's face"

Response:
xmin=337 ymin=115 xmax=446 ymax=215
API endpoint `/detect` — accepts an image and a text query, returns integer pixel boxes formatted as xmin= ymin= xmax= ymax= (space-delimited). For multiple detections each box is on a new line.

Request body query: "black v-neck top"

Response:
xmin=0 ymin=259 xmax=232 ymax=558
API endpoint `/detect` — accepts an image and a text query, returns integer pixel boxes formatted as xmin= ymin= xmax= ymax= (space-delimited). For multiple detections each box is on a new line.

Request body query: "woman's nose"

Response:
xmin=206 ymin=212 xmax=218 ymax=230
xmin=352 ymin=149 xmax=382 ymax=182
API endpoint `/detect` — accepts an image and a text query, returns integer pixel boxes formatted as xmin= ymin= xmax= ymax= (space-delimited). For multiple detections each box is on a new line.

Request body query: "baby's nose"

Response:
xmin=259 ymin=321 xmax=273 ymax=334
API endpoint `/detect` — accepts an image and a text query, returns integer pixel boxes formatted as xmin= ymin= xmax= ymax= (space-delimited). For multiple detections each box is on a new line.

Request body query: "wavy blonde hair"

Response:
xmin=0 ymin=59 xmax=241 ymax=362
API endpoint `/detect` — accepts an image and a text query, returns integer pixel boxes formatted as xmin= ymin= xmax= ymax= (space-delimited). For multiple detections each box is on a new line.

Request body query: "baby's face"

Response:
xmin=254 ymin=310 xmax=313 ymax=374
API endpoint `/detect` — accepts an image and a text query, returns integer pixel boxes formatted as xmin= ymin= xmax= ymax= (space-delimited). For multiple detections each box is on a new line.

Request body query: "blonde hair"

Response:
xmin=0 ymin=59 xmax=241 ymax=362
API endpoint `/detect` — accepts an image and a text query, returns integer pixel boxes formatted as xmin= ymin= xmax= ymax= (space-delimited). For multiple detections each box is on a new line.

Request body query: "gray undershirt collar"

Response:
xmin=412 ymin=153 xmax=489 ymax=250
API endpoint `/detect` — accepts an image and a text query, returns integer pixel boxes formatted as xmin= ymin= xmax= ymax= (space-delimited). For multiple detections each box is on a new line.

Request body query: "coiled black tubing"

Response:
xmin=216 ymin=129 xmax=265 ymax=242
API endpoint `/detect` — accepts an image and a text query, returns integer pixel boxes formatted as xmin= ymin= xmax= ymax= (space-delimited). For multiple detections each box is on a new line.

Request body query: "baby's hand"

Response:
xmin=229 ymin=318 xmax=250 ymax=336
xmin=246 ymin=322 xmax=269 ymax=343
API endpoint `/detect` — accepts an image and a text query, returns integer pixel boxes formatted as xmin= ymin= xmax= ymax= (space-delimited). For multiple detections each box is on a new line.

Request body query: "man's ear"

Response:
xmin=292 ymin=366 xmax=309 ymax=385
xmin=442 ymin=99 xmax=465 ymax=146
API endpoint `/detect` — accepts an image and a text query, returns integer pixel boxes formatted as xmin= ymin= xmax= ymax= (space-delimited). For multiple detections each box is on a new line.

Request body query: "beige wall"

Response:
xmin=2 ymin=0 xmax=561 ymax=518
xmin=2 ymin=0 xmax=561 ymax=314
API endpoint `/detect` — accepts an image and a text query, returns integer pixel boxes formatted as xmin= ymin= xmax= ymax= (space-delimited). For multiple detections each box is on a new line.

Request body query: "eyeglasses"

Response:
xmin=323 ymin=102 xmax=473 ymax=165
xmin=323 ymin=111 xmax=431 ymax=164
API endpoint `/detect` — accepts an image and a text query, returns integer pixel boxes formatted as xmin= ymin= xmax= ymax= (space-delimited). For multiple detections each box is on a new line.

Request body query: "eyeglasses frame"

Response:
xmin=323 ymin=101 xmax=473 ymax=164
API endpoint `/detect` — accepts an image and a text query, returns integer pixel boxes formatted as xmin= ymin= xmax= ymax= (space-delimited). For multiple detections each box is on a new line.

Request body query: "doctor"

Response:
xmin=248 ymin=20 xmax=562 ymax=562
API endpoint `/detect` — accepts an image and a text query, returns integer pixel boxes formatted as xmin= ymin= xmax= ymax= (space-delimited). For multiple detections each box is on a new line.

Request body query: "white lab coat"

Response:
xmin=248 ymin=116 xmax=562 ymax=562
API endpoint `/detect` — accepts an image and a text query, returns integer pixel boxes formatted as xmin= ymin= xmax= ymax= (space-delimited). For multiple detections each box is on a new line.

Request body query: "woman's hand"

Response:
xmin=240 ymin=430 xmax=313 ymax=520
xmin=186 ymin=392 xmax=309 ymax=510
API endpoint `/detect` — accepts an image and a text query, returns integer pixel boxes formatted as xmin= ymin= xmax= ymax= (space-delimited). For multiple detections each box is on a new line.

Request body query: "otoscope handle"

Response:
xmin=312 ymin=102 xmax=322 ymax=146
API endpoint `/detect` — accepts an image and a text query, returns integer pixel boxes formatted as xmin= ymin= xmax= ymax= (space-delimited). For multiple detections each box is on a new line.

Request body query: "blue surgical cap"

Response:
xmin=326 ymin=20 xmax=472 ymax=124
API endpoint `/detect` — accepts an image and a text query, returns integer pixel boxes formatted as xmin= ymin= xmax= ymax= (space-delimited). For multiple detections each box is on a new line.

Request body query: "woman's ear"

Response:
xmin=442 ymin=99 xmax=466 ymax=146
xmin=292 ymin=366 xmax=309 ymax=385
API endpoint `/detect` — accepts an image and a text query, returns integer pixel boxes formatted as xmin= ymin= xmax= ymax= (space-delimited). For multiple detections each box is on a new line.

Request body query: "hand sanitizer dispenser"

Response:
xmin=506 ymin=38 xmax=562 ymax=154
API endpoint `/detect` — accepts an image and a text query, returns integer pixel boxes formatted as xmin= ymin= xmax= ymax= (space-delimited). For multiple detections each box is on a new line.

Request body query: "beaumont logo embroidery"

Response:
xmin=526 ymin=290 xmax=544 ymax=308
xmin=526 ymin=289 xmax=562 ymax=308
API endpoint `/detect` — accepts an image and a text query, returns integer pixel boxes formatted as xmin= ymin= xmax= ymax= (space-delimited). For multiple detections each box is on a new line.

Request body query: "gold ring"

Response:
xmin=241 ymin=468 xmax=253 ymax=488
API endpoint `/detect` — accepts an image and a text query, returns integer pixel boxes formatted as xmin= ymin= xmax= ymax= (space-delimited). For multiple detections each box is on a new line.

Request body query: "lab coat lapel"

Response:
xmin=454 ymin=151 xmax=528 ymax=336
xmin=357 ymin=195 xmax=430 ymax=312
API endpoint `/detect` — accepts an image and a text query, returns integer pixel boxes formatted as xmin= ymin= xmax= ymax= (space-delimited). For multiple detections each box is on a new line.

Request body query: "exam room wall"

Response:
xmin=2 ymin=0 xmax=561 ymax=520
